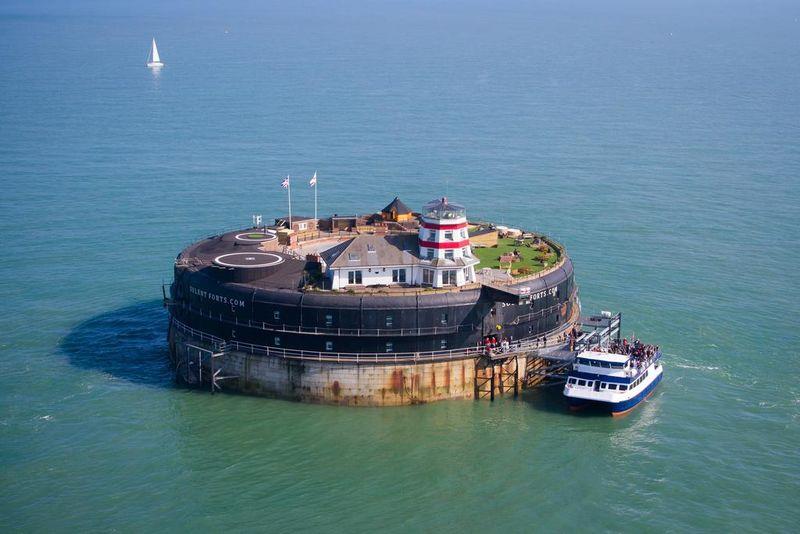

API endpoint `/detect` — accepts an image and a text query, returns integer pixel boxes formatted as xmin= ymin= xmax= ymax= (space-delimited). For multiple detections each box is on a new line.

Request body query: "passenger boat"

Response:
xmin=563 ymin=346 xmax=663 ymax=416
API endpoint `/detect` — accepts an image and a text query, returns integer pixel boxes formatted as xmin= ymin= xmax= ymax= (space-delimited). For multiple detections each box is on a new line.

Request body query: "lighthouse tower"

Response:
xmin=417 ymin=197 xmax=479 ymax=287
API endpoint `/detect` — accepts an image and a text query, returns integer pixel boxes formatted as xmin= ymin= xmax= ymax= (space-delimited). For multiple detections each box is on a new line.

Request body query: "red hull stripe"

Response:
xmin=421 ymin=221 xmax=467 ymax=230
xmin=419 ymin=239 xmax=471 ymax=249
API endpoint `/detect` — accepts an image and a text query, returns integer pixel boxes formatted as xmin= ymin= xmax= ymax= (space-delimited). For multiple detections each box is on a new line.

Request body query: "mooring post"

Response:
xmin=490 ymin=365 xmax=495 ymax=401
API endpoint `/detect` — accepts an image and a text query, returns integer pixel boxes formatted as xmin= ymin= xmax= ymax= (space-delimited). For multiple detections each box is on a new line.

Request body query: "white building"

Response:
xmin=320 ymin=197 xmax=479 ymax=290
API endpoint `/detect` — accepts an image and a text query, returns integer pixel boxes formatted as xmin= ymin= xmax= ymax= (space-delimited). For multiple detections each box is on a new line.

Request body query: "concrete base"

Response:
xmin=170 ymin=327 xmax=477 ymax=406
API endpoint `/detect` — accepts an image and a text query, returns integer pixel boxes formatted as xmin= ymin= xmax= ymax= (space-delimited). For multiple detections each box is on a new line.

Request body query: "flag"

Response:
xmin=281 ymin=176 xmax=290 ymax=188
xmin=309 ymin=171 xmax=317 ymax=187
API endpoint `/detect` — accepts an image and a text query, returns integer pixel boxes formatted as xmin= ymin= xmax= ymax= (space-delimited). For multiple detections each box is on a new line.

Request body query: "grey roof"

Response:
xmin=324 ymin=234 xmax=420 ymax=269
xmin=382 ymin=197 xmax=412 ymax=215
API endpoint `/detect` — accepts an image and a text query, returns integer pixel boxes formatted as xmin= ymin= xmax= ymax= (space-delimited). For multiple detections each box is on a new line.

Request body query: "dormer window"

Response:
xmin=348 ymin=253 xmax=360 ymax=261
xmin=367 ymin=244 xmax=376 ymax=253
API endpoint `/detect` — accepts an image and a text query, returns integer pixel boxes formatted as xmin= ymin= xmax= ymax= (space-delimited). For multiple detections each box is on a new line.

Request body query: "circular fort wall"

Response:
xmin=169 ymin=257 xmax=578 ymax=355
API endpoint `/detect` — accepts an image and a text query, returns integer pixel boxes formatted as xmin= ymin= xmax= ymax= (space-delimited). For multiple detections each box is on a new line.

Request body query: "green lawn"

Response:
xmin=472 ymin=237 xmax=558 ymax=276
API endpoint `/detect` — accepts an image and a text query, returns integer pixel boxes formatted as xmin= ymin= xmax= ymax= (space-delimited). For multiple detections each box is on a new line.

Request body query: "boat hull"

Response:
xmin=566 ymin=371 xmax=663 ymax=416
xmin=147 ymin=62 xmax=164 ymax=68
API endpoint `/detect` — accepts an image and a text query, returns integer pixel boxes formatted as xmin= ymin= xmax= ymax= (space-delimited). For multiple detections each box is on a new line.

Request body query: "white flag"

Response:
xmin=309 ymin=171 xmax=317 ymax=187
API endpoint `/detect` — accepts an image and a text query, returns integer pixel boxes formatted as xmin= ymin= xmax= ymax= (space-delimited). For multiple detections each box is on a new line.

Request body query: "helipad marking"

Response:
xmin=234 ymin=232 xmax=278 ymax=243
xmin=213 ymin=252 xmax=284 ymax=268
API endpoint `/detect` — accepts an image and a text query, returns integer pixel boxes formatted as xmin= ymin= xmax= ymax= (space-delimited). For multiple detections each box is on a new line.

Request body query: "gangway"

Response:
xmin=476 ymin=312 xmax=624 ymax=399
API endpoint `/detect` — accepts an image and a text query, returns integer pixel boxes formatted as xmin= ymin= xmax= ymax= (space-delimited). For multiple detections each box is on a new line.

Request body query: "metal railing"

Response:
xmin=174 ymin=302 xmax=479 ymax=337
xmin=170 ymin=314 xmax=579 ymax=365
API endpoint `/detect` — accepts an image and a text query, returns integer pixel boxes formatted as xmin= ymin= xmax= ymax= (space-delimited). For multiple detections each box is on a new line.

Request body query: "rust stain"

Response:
xmin=413 ymin=374 xmax=420 ymax=392
xmin=431 ymin=371 xmax=436 ymax=389
xmin=444 ymin=367 xmax=451 ymax=389
xmin=390 ymin=370 xmax=404 ymax=393
xmin=331 ymin=380 xmax=341 ymax=397
xmin=461 ymin=363 xmax=466 ymax=386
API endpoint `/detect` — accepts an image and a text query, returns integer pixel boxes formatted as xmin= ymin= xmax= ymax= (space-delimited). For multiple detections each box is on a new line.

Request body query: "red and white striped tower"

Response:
xmin=417 ymin=197 xmax=479 ymax=287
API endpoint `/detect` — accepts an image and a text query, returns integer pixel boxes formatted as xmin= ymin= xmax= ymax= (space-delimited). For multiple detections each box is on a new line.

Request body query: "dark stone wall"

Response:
xmin=170 ymin=258 xmax=577 ymax=354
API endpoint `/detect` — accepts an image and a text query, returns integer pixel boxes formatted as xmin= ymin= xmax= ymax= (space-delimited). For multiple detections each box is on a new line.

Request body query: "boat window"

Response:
xmin=325 ymin=314 xmax=333 ymax=327
xmin=619 ymin=385 xmax=628 ymax=391
xmin=273 ymin=310 xmax=281 ymax=321
xmin=585 ymin=381 xmax=593 ymax=388
xmin=577 ymin=379 xmax=586 ymax=386
xmin=325 ymin=341 xmax=333 ymax=351
xmin=385 ymin=342 xmax=393 ymax=353
xmin=274 ymin=336 xmax=281 ymax=346
xmin=568 ymin=378 xmax=576 ymax=385
xmin=600 ymin=383 xmax=606 ymax=389
xmin=608 ymin=384 xmax=617 ymax=390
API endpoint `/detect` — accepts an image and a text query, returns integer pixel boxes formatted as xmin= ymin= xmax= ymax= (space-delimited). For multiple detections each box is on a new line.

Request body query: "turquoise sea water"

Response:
xmin=1 ymin=1 xmax=799 ymax=531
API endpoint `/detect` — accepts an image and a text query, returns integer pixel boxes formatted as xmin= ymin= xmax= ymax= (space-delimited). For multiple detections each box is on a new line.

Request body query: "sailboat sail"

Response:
xmin=151 ymin=39 xmax=161 ymax=63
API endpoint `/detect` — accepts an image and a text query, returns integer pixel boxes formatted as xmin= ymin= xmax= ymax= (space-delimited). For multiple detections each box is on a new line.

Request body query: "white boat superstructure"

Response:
xmin=563 ymin=347 xmax=663 ymax=416
xmin=146 ymin=38 xmax=164 ymax=68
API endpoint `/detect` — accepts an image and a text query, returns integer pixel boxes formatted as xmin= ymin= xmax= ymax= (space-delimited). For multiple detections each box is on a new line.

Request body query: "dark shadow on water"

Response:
xmin=60 ymin=300 xmax=174 ymax=387
xmin=522 ymin=383 xmax=613 ymax=418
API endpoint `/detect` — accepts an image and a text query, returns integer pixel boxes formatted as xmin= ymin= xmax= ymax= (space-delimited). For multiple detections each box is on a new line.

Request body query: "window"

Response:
xmin=428 ymin=231 xmax=436 ymax=241
xmin=274 ymin=336 xmax=281 ymax=346
xmin=445 ymin=250 xmax=454 ymax=260
xmin=348 ymin=252 xmax=360 ymax=261
xmin=440 ymin=339 xmax=447 ymax=349
xmin=348 ymin=270 xmax=362 ymax=284
xmin=461 ymin=229 xmax=468 ymax=239
xmin=619 ymin=385 xmax=628 ymax=391
xmin=442 ymin=270 xmax=457 ymax=285
xmin=444 ymin=231 xmax=453 ymax=240
xmin=392 ymin=269 xmax=406 ymax=283
xmin=463 ymin=268 xmax=471 ymax=282
xmin=440 ymin=312 xmax=448 ymax=325
xmin=577 ymin=379 xmax=586 ymax=387
xmin=385 ymin=315 xmax=393 ymax=327
xmin=273 ymin=310 xmax=281 ymax=321
xmin=423 ymin=269 xmax=434 ymax=285
xmin=568 ymin=378 xmax=577 ymax=385
xmin=586 ymin=381 xmax=593 ymax=388
xmin=298 ymin=222 xmax=307 ymax=231
xmin=426 ymin=248 xmax=434 ymax=260
xmin=385 ymin=342 xmax=393 ymax=353
xmin=325 ymin=341 xmax=333 ymax=351
xmin=600 ymin=383 xmax=606 ymax=389
xmin=609 ymin=384 xmax=617 ymax=390
xmin=325 ymin=314 xmax=333 ymax=327
xmin=462 ymin=247 xmax=470 ymax=257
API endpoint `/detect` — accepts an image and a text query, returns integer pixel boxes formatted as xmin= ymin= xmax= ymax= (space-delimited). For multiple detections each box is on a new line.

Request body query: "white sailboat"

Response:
xmin=146 ymin=38 xmax=164 ymax=68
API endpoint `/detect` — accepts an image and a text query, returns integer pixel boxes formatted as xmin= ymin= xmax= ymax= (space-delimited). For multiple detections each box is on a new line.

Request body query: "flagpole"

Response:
xmin=287 ymin=175 xmax=292 ymax=230
xmin=314 ymin=171 xmax=318 ymax=224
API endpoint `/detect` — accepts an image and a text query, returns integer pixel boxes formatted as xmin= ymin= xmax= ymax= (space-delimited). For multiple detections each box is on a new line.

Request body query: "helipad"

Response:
xmin=234 ymin=231 xmax=278 ymax=244
xmin=213 ymin=252 xmax=284 ymax=268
